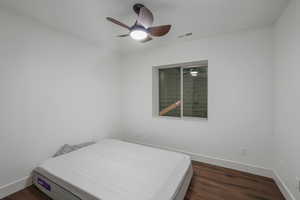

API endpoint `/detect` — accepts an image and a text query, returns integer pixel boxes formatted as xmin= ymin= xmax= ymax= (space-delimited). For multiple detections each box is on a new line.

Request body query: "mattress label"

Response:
xmin=37 ymin=177 xmax=51 ymax=191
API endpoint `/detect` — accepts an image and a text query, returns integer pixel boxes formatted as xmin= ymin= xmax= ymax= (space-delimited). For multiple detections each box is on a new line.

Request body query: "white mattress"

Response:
xmin=35 ymin=139 xmax=191 ymax=200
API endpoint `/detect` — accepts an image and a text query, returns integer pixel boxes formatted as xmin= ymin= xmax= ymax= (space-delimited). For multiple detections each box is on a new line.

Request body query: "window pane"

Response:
xmin=159 ymin=67 xmax=181 ymax=117
xmin=183 ymin=66 xmax=207 ymax=118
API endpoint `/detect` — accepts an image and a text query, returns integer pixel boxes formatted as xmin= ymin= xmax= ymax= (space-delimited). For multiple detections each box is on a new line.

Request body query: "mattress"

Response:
xmin=34 ymin=139 xmax=192 ymax=200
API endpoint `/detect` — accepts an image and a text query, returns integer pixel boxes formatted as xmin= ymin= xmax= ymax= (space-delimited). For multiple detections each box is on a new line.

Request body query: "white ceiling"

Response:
xmin=0 ymin=0 xmax=289 ymax=52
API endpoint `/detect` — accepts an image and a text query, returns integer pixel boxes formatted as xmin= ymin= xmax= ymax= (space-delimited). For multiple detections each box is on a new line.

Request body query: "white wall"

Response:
xmin=0 ymin=9 xmax=120 ymax=188
xmin=120 ymin=28 xmax=274 ymax=168
xmin=274 ymin=0 xmax=300 ymax=199
xmin=1 ymin=1 xmax=298 ymax=198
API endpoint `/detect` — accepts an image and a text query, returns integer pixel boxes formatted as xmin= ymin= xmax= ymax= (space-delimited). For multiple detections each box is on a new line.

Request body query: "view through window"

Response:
xmin=158 ymin=62 xmax=208 ymax=118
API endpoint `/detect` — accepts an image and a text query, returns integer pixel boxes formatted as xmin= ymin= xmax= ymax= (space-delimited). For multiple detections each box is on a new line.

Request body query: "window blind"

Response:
xmin=159 ymin=67 xmax=181 ymax=117
xmin=183 ymin=67 xmax=208 ymax=118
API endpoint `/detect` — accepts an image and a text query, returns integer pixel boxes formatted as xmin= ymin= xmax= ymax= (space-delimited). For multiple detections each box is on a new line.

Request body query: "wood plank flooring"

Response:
xmin=185 ymin=161 xmax=285 ymax=200
xmin=3 ymin=161 xmax=285 ymax=200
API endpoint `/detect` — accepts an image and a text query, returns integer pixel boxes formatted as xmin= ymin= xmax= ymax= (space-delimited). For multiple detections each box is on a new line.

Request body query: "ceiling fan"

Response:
xmin=106 ymin=3 xmax=171 ymax=43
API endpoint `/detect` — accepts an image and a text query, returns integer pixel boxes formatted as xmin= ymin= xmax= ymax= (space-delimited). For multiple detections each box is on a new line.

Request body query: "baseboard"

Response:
xmin=124 ymin=139 xmax=273 ymax=177
xmin=125 ymin=139 xmax=297 ymax=200
xmin=0 ymin=176 xmax=32 ymax=199
xmin=271 ymin=171 xmax=296 ymax=200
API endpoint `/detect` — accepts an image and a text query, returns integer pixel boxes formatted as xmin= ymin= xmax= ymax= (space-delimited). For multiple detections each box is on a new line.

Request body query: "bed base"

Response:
xmin=33 ymin=165 xmax=193 ymax=200
xmin=33 ymin=172 xmax=80 ymax=200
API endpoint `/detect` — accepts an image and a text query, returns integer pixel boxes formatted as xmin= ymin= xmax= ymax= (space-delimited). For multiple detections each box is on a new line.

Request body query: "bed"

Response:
xmin=33 ymin=139 xmax=193 ymax=200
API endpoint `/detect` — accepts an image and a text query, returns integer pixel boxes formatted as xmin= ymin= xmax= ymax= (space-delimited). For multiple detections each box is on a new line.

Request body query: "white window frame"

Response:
xmin=152 ymin=60 xmax=208 ymax=120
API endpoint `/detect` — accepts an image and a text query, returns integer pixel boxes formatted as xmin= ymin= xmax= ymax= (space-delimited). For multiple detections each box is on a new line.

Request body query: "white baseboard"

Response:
xmin=125 ymin=139 xmax=273 ymax=177
xmin=0 ymin=176 xmax=32 ymax=199
xmin=124 ymin=139 xmax=295 ymax=200
xmin=271 ymin=171 xmax=296 ymax=200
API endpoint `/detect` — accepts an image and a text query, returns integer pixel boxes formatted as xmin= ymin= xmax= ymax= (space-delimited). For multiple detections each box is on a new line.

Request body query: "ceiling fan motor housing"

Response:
xmin=130 ymin=24 xmax=146 ymax=32
xmin=133 ymin=3 xmax=145 ymax=15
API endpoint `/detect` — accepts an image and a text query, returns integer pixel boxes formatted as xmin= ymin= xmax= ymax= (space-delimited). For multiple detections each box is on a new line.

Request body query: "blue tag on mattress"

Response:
xmin=37 ymin=177 xmax=51 ymax=191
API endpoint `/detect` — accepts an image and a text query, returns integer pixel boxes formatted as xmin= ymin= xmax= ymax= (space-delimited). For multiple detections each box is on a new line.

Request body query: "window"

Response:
xmin=153 ymin=61 xmax=208 ymax=119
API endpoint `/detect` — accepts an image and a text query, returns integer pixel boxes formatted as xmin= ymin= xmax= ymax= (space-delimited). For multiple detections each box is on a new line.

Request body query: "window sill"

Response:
xmin=152 ymin=115 xmax=208 ymax=121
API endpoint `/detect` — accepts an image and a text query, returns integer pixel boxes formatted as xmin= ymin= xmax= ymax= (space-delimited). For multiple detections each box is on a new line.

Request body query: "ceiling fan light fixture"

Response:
xmin=130 ymin=28 xmax=148 ymax=40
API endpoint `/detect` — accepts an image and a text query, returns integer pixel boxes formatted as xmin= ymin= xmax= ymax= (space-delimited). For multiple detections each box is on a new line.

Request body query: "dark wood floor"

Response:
xmin=3 ymin=161 xmax=285 ymax=200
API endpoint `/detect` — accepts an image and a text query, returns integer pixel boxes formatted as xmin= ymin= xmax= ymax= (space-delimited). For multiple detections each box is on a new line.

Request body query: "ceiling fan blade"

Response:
xmin=148 ymin=25 xmax=171 ymax=37
xmin=117 ymin=34 xmax=129 ymax=37
xmin=106 ymin=17 xmax=130 ymax=30
xmin=140 ymin=36 xmax=153 ymax=43
xmin=137 ymin=7 xmax=154 ymax=28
